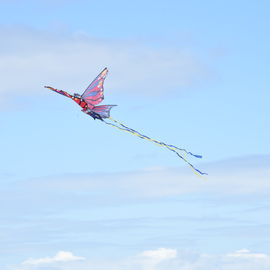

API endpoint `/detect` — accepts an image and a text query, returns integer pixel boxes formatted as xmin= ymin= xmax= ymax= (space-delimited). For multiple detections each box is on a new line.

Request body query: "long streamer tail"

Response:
xmin=103 ymin=117 xmax=207 ymax=176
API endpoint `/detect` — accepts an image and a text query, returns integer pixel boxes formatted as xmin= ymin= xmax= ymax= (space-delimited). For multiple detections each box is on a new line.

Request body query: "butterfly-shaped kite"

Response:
xmin=46 ymin=68 xmax=207 ymax=176
xmin=45 ymin=68 xmax=116 ymax=120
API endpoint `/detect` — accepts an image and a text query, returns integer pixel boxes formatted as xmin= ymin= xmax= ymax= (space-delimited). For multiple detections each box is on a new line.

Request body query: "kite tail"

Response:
xmin=103 ymin=117 xmax=207 ymax=176
xmin=109 ymin=118 xmax=202 ymax=158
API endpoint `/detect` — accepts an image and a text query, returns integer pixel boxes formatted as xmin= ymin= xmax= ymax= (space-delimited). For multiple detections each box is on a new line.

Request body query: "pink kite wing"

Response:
xmin=81 ymin=68 xmax=108 ymax=107
xmin=91 ymin=105 xmax=117 ymax=118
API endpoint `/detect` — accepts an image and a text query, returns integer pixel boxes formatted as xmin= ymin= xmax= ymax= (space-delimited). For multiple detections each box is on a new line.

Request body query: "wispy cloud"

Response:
xmin=23 ymin=155 xmax=270 ymax=199
xmin=0 ymin=26 xmax=208 ymax=107
xmin=22 ymin=251 xmax=85 ymax=265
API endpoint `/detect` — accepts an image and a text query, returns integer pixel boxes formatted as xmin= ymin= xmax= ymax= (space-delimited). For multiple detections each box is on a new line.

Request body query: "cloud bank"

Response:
xmin=13 ymin=248 xmax=270 ymax=270
xmin=4 ymin=157 xmax=270 ymax=270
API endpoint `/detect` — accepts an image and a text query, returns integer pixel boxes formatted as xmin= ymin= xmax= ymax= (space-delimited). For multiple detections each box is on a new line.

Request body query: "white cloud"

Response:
xmin=0 ymin=27 xmax=208 ymax=107
xmin=22 ymin=251 xmax=85 ymax=265
xmin=227 ymin=249 xmax=268 ymax=259
xmin=136 ymin=248 xmax=178 ymax=270
xmin=140 ymin=247 xmax=177 ymax=261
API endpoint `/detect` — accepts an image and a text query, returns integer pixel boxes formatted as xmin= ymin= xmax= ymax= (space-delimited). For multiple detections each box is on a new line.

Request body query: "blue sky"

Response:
xmin=1 ymin=1 xmax=270 ymax=269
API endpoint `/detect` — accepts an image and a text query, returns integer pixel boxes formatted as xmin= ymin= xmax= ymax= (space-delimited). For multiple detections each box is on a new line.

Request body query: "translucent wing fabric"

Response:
xmin=82 ymin=68 xmax=108 ymax=108
xmin=91 ymin=105 xmax=117 ymax=118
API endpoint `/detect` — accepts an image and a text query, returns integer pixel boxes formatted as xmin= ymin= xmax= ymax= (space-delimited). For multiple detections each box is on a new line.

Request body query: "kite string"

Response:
xmin=103 ymin=117 xmax=207 ymax=176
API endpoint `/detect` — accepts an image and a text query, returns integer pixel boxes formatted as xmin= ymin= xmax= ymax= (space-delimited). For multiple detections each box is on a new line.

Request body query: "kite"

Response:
xmin=45 ymin=68 xmax=207 ymax=176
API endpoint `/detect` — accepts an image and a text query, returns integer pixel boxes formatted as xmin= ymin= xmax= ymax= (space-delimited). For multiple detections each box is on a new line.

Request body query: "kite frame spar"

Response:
xmin=45 ymin=68 xmax=207 ymax=176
